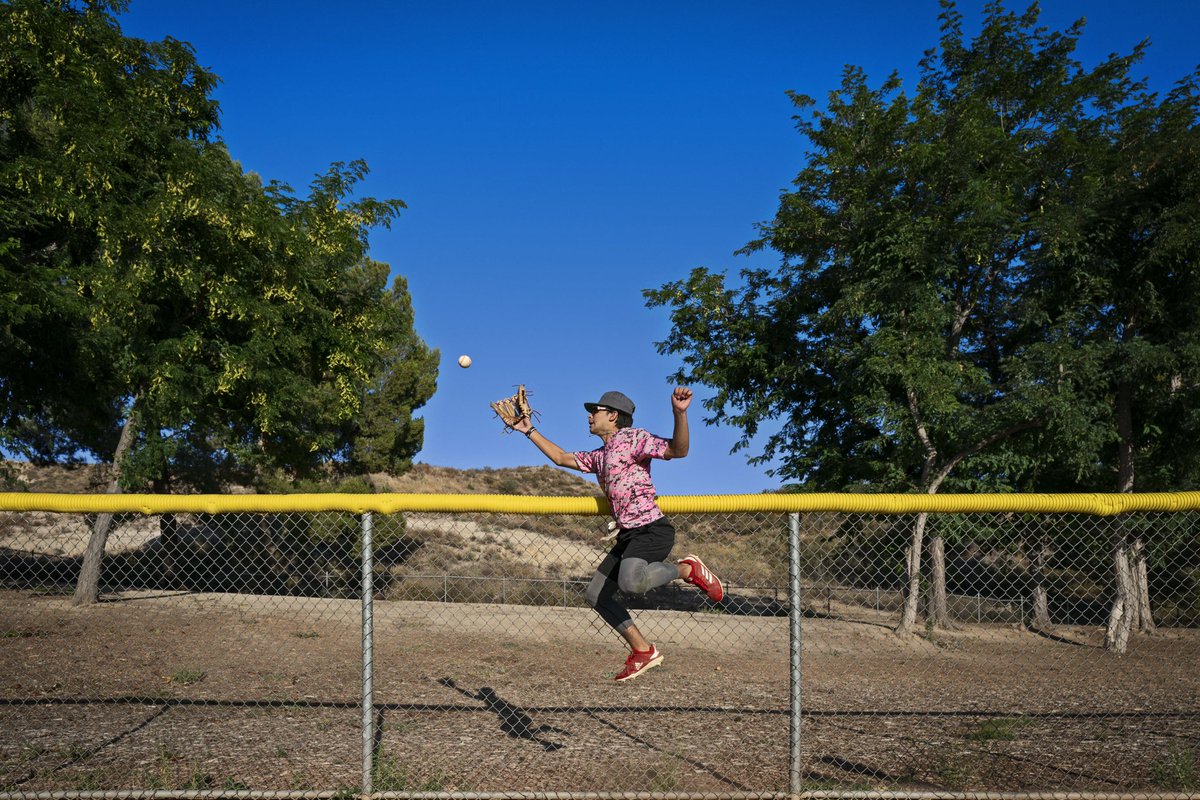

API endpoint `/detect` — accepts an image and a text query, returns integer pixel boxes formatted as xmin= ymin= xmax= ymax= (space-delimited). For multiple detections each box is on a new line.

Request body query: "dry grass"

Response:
xmin=3 ymin=461 xmax=603 ymax=499
xmin=5 ymin=461 xmax=114 ymax=493
xmin=369 ymin=463 xmax=604 ymax=498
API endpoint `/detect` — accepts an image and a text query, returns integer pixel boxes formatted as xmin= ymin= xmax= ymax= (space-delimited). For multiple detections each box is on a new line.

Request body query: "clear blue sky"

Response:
xmin=116 ymin=1 xmax=1198 ymax=495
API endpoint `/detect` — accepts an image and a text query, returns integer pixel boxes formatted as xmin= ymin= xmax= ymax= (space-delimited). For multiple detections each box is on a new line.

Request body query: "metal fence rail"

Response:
xmin=0 ymin=494 xmax=1198 ymax=800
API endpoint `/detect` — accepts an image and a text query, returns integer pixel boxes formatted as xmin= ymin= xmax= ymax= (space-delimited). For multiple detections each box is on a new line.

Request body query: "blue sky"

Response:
xmin=116 ymin=1 xmax=1199 ymax=496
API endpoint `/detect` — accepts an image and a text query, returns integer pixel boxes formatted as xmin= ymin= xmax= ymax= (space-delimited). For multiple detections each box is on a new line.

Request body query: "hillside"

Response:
xmin=371 ymin=463 xmax=603 ymax=497
xmin=2 ymin=461 xmax=604 ymax=498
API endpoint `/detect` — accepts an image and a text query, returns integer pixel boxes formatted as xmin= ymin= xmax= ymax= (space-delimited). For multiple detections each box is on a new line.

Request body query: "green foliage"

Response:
xmin=0 ymin=0 xmax=437 ymax=490
xmin=1151 ymin=744 xmax=1198 ymax=791
xmin=827 ymin=516 xmax=910 ymax=588
xmin=372 ymin=752 xmax=457 ymax=792
xmin=169 ymin=668 xmax=205 ymax=686
xmin=1025 ymin=45 xmax=1200 ymax=492
xmin=343 ymin=270 xmax=439 ymax=476
xmin=182 ymin=769 xmax=213 ymax=790
xmin=645 ymin=763 xmax=681 ymax=791
xmin=1 ymin=0 xmax=207 ymax=462
xmin=645 ymin=1 xmax=1200 ymax=498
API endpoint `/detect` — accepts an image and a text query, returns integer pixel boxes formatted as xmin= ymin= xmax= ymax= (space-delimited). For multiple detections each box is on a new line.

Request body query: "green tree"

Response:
xmin=646 ymin=1 xmax=1192 ymax=639
xmin=342 ymin=270 xmax=439 ymax=476
xmin=1027 ymin=60 xmax=1200 ymax=650
xmin=0 ymin=1 xmax=437 ymax=603
xmin=1 ymin=0 xmax=217 ymax=461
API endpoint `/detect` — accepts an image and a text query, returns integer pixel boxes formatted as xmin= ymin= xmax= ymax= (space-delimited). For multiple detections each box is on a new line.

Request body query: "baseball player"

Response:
xmin=509 ymin=387 xmax=724 ymax=682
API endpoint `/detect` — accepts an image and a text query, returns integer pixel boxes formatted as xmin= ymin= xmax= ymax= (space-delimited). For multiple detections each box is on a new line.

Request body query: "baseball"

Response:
xmin=457 ymin=354 xmax=472 ymax=368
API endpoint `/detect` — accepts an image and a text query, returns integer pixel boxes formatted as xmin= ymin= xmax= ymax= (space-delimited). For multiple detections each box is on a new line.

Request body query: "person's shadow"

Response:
xmin=438 ymin=678 xmax=569 ymax=752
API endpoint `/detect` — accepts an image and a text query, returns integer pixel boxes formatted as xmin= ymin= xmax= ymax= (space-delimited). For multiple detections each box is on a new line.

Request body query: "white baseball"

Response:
xmin=457 ymin=354 xmax=472 ymax=368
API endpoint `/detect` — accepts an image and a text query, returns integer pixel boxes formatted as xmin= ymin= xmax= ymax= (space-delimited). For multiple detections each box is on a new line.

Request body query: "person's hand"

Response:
xmin=512 ymin=417 xmax=534 ymax=435
xmin=671 ymin=387 xmax=692 ymax=413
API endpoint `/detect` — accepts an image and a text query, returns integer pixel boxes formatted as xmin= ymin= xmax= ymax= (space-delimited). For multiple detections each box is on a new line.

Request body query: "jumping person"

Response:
xmin=510 ymin=387 xmax=724 ymax=682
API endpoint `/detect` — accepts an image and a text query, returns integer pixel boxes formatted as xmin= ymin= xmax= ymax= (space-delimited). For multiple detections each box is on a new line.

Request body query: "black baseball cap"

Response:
xmin=584 ymin=390 xmax=635 ymax=417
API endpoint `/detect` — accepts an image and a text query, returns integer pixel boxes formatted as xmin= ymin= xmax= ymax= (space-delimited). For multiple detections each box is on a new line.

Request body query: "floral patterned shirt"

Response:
xmin=574 ymin=427 xmax=671 ymax=529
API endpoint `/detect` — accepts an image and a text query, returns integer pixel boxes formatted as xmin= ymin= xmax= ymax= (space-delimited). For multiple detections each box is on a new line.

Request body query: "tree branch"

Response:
xmin=905 ymin=385 xmax=938 ymax=486
xmin=932 ymin=418 xmax=1045 ymax=488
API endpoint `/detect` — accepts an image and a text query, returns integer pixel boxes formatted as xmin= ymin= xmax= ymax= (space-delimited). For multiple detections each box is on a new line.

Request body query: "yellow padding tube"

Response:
xmin=3 ymin=492 xmax=1200 ymax=515
xmin=0 ymin=493 xmax=607 ymax=516
xmin=657 ymin=492 xmax=1200 ymax=515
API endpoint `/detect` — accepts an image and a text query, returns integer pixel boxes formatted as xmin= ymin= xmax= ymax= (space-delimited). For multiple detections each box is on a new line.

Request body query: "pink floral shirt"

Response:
xmin=574 ymin=427 xmax=671 ymax=529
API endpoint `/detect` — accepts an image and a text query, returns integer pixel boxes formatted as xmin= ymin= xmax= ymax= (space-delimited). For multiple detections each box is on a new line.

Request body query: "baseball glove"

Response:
xmin=490 ymin=384 xmax=536 ymax=431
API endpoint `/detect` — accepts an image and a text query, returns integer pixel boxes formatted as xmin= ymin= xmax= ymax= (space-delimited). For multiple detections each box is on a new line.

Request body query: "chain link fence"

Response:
xmin=0 ymin=496 xmax=1198 ymax=798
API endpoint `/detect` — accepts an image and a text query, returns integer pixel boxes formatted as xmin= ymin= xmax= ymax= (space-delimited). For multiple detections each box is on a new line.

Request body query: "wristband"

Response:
xmin=524 ymin=427 xmax=537 ymax=437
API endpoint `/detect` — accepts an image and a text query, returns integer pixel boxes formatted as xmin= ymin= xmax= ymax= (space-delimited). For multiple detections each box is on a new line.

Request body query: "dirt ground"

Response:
xmin=1 ymin=588 xmax=1198 ymax=797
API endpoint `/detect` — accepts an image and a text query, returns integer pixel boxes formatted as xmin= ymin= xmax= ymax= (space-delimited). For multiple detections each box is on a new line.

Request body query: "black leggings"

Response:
xmin=585 ymin=517 xmax=678 ymax=632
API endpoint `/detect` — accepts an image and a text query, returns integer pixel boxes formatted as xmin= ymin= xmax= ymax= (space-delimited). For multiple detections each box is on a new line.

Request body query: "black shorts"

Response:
xmin=612 ymin=516 xmax=676 ymax=564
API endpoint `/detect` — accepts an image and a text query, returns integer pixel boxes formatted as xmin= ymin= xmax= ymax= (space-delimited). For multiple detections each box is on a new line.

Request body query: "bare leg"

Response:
xmin=620 ymin=624 xmax=652 ymax=653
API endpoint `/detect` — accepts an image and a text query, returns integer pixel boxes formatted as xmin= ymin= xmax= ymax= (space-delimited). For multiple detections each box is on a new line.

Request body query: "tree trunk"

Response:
xmin=72 ymin=408 xmax=138 ymax=606
xmin=1031 ymin=583 xmax=1051 ymax=630
xmin=895 ymin=512 xmax=929 ymax=635
xmin=1104 ymin=538 xmax=1135 ymax=653
xmin=1125 ymin=541 xmax=1143 ymax=633
xmin=258 ymin=514 xmax=294 ymax=594
xmin=929 ymin=534 xmax=954 ymax=629
xmin=1029 ymin=533 xmax=1053 ymax=630
xmin=1131 ymin=537 xmax=1156 ymax=634
xmin=893 ymin=389 xmax=1037 ymax=636
xmin=158 ymin=512 xmax=182 ymax=588
xmin=1104 ymin=381 xmax=1145 ymax=652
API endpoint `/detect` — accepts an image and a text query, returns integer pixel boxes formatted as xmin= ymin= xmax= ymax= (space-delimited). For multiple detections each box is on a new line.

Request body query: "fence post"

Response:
xmin=361 ymin=512 xmax=375 ymax=796
xmin=788 ymin=512 xmax=803 ymax=799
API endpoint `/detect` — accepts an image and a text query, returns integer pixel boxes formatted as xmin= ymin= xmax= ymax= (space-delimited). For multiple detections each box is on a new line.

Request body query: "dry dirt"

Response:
xmin=403 ymin=514 xmax=606 ymax=574
xmin=2 ymin=463 xmax=1199 ymax=796
xmin=1 ymin=588 xmax=1198 ymax=796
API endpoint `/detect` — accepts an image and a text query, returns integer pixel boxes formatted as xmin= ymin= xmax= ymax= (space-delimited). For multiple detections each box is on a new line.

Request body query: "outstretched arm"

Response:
xmin=663 ymin=387 xmax=691 ymax=459
xmin=513 ymin=417 xmax=581 ymax=470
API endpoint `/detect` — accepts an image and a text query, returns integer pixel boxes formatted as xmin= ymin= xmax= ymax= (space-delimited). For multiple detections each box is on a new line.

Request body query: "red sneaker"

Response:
xmin=614 ymin=645 xmax=663 ymax=682
xmin=679 ymin=554 xmax=724 ymax=602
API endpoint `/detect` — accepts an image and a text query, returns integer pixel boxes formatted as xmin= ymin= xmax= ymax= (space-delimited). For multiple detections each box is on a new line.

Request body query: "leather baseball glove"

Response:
xmin=490 ymin=384 xmax=536 ymax=431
